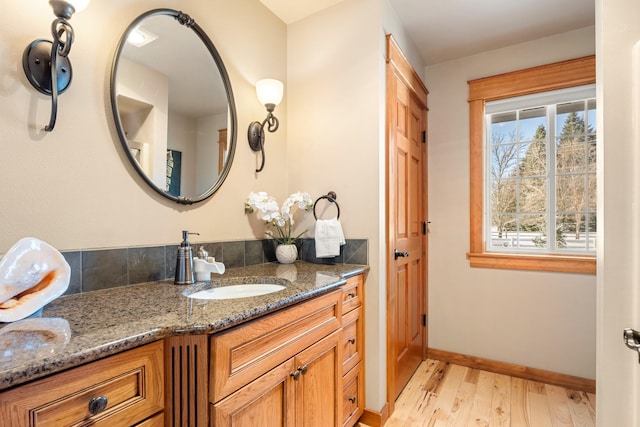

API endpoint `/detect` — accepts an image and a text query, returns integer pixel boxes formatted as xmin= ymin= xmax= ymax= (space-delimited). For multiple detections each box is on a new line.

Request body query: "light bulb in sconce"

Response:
xmin=248 ymin=78 xmax=284 ymax=173
xmin=22 ymin=0 xmax=90 ymax=131
xmin=256 ymin=79 xmax=284 ymax=111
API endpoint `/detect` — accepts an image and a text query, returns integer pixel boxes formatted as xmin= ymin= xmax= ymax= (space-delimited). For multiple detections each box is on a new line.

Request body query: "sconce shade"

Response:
xmin=256 ymin=79 xmax=283 ymax=107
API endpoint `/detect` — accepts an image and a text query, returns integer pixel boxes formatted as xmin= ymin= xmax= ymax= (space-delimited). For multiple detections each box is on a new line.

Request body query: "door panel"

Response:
xmin=386 ymin=35 xmax=428 ymax=406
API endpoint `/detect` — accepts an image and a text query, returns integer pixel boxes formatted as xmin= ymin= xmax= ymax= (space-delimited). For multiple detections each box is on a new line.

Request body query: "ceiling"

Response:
xmin=258 ymin=0 xmax=595 ymax=65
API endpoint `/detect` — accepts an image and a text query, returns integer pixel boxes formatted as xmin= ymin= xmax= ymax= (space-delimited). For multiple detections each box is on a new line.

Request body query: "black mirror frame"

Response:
xmin=110 ymin=8 xmax=237 ymax=205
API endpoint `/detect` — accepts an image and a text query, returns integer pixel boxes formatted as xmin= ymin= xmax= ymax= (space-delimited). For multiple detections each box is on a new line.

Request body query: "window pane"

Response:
xmin=587 ymin=99 xmax=597 ymax=132
xmin=587 ymin=137 xmax=596 ymax=172
xmin=588 ymin=173 xmax=596 ymax=211
xmin=519 ymin=107 xmax=546 ymax=141
xmin=519 ymin=177 xmax=547 ymax=213
xmin=491 ymin=143 xmax=518 ymax=179
xmin=556 ymin=175 xmax=587 ymax=212
xmin=491 ymin=177 xmax=517 ymax=213
xmin=518 ymin=141 xmax=546 ymax=177
xmin=518 ymin=214 xmax=547 ymax=249
xmin=491 ymin=112 xmax=518 ymax=143
xmin=556 ymin=136 xmax=586 ymax=174
xmin=556 ymin=214 xmax=592 ymax=252
xmin=490 ymin=214 xmax=516 ymax=248
xmin=557 ymin=101 xmax=586 ymax=137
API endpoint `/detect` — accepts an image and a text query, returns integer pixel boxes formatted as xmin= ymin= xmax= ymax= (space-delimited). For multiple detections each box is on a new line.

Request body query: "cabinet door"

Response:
xmin=294 ymin=330 xmax=341 ymax=427
xmin=213 ymin=359 xmax=296 ymax=427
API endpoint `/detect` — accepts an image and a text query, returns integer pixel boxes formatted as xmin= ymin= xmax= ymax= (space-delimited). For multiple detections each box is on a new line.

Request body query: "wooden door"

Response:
xmin=386 ymin=35 xmax=428 ymax=407
xmin=213 ymin=359 xmax=296 ymax=427
xmin=294 ymin=330 xmax=341 ymax=427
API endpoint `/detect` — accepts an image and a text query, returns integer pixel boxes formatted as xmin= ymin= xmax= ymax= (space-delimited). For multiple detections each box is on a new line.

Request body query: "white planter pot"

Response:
xmin=275 ymin=244 xmax=298 ymax=264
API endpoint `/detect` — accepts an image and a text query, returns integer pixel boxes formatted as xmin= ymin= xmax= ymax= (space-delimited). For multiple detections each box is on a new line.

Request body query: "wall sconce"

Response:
xmin=22 ymin=0 xmax=90 ymax=132
xmin=248 ymin=79 xmax=284 ymax=172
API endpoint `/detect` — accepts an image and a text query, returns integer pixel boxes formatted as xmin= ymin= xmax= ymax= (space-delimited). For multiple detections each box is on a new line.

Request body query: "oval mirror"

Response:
xmin=110 ymin=9 xmax=237 ymax=204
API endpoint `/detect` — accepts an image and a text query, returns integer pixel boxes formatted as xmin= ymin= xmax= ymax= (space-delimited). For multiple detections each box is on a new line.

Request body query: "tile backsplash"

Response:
xmin=61 ymin=238 xmax=368 ymax=295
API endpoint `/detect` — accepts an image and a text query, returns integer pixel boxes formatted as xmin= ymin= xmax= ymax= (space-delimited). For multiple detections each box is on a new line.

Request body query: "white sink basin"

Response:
xmin=186 ymin=284 xmax=286 ymax=300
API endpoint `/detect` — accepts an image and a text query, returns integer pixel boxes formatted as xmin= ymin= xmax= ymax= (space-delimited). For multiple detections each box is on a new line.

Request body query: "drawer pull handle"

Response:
xmin=347 ymin=292 xmax=356 ymax=299
xmin=88 ymin=396 xmax=108 ymax=415
xmin=348 ymin=338 xmax=356 ymax=344
xmin=290 ymin=370 xmax=301 ymax=380
xmin=298 ymin=365 xmax=308 ymax=375
xmin=348 ymin=396 xmax=357 ymax=403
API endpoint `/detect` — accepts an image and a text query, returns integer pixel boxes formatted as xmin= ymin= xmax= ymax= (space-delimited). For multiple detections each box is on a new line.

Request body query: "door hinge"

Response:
xmin=422 ymin=221 xmax=430 ymax=235
xmin=422 ymin=314 xmax=427 ymax=327
xmin=421 ymin=130 xmax=426 ymax=143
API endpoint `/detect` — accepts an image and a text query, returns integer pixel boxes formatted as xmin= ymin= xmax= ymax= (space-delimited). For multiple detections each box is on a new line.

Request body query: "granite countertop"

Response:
xmin=0 ymin=261 xmax=368 ymax=391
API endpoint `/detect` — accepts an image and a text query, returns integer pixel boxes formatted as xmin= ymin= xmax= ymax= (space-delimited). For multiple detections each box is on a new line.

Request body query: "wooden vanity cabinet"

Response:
xmin=0 ymin=341 xmax=164 ymax=427
xmin=209 ymin=273 xmax=366 ymax=427
xmin=0 ymin=272 xmax=365 ymax=427
xmin=210 ymin=290 xmax=343 ymax=426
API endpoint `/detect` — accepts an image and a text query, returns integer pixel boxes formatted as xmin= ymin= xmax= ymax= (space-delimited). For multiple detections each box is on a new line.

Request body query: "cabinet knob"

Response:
xmin=348 ymin=338 xmax=356 ymax=345
xmin=347 ymin=292 xmax=356 ymax=299
xmin=290 ymin=370 xmax=301 ymax=380
xmin=348 ymin=396 xmax=357 ymax=403
xmin=298 ymin=365 xmax=308 ymax=375
xmin=88 ymin=396 xmax=108 ymax=415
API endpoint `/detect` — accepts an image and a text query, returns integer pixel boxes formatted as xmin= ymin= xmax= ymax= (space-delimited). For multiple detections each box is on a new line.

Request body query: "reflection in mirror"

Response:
xmin=110 ymin=9 xmax=236 ymax=204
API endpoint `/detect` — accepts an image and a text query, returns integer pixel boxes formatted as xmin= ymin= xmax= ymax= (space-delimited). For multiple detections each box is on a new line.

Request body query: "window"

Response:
xmin=467 ymin=56 xmax=596 ymax=274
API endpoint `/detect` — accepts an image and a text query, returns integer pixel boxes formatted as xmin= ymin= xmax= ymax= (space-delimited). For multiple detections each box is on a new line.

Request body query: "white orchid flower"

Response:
xmin=245 ymin=191 xmax=313 ymax=245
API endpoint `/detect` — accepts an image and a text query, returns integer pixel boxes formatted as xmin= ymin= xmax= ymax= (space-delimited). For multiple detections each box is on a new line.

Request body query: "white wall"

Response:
xmin=0 ymin=0 xmax=287 ymax=252
xmin=425 ymin=27 xmax=597 ymax=379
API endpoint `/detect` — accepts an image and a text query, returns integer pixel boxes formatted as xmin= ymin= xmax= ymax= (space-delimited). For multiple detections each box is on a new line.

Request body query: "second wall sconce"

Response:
xmin=23 ymin=0 xmax=90 ymax=132
xmin=248 ymin=79 xmax=284 ymax=172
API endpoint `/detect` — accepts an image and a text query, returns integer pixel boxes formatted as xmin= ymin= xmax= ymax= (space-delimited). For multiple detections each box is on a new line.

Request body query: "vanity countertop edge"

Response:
xmin=0 ymin=261 xmax=368 ymax=391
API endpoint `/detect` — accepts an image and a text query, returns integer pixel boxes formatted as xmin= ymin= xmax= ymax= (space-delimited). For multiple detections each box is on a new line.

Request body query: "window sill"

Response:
xmin=467 ymin=252 xmax=596 ymax=274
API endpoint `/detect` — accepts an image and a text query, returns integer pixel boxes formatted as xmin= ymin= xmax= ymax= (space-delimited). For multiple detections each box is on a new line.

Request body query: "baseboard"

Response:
xmin=359 ymin=403 xmax=389 ymax=427
xmin=427 ymin=348 xmax=595 ymax=394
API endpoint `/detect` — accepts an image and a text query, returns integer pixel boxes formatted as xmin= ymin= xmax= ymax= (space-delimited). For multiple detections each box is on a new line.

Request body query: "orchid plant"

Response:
xmin=245 ymin=191 xmax=313 ymax=245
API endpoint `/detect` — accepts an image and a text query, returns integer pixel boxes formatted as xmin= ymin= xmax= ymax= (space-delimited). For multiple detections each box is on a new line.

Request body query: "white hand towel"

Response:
xmin=315 ymin=218 xmax=346 ymax=258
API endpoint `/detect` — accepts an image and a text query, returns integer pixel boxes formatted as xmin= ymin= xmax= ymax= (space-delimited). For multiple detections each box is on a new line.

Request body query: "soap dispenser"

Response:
xmin=175 ymin=230 xmax=199 ymax=285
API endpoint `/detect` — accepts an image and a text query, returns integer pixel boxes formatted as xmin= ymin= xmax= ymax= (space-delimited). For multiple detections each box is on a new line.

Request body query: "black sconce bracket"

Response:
xmin=248 ymin=103 xmax=279 ymax=173
xmin=23 ymin=14 xmax=76 ymax=132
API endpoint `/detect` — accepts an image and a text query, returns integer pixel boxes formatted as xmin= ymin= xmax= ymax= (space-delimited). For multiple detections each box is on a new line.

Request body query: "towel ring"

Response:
xmin=313 ymin=191 xmax=340 ymax=220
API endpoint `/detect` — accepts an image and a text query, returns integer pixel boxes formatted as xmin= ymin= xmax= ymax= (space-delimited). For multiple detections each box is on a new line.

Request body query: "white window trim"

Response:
xmin=483 ymin=87 xmax=596 ymax=256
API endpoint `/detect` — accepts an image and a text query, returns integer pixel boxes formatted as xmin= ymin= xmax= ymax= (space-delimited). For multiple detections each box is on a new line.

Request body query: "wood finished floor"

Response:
xmin=361 ymin=359 xmax=596 ymax=426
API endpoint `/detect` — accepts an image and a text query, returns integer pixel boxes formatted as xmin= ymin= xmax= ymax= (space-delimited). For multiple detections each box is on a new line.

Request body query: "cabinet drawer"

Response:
xmin=341 ymin=306 xmax=363 ymax=375
xmin=210 ymin=290 xmax=341 ymax=402
xmin=0 ymin=341 xmax=164 ymax=427
xmin=341 ymin=275 xmax=363 ymax=313
xmin=341 ymin=363 xmax=364 ymax=427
